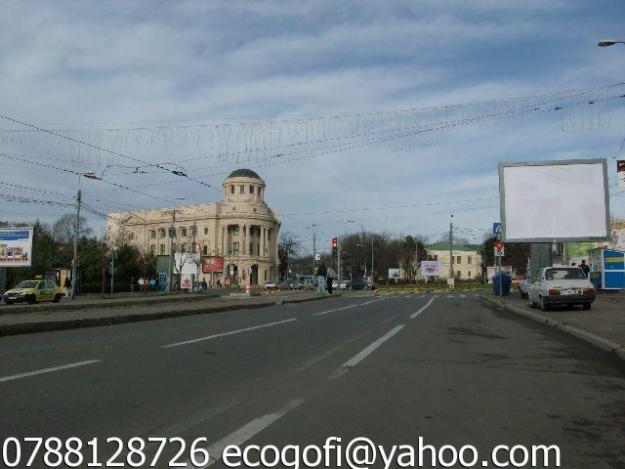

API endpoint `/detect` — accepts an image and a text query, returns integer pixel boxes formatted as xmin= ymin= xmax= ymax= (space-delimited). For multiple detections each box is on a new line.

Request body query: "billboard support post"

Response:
xmin=71 ymin=189 xmax=81 ymax=300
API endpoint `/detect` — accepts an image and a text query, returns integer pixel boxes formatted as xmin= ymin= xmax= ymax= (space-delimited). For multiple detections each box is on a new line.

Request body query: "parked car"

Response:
xmin=3 ymin=279 xmax=64 ymax=305
xmin=350 ymin=277 xmax=368 ymax=290
xmin=289 ymin=279 xmax=303 ymax=290
xmin=528 ymin=267 xmax=595 ymax=311
xmin=339 ymin=280 xmax=350 ymax=290
xmin=302 ymin=278 xmax=316 ymax=290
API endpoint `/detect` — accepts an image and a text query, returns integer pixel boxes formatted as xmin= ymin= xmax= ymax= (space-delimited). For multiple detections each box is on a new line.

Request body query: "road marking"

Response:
xmin=331 ymin=325 xmax=405 ymax=378
xmin=459 ymin=294 xmax=467 ymax=298
xmin=410 ymin=297 xmax=435 ymax=319
xmin=296 ymin=330 xmax=371 ymax=372
xmin=162 ymin=318 xmax=297 ymax=348
xmin=158 ymin=402 xmax=237 ymax=437
xmin=182 ymin=398 xmax=305 ymax=468
xmin=0 ymin=359 xmax=101 ymax=383
xmin=313 ymin=297 xmax=388 ymax=316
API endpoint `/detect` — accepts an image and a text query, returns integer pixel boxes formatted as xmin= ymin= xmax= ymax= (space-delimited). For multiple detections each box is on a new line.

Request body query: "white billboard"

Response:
xmin=499 ymin=159 xmax=609 ymax=242
xmin=420 ymin=261 xmax=441 ymax=277
xmin=0 ymin=228 xmax=34 ymax=267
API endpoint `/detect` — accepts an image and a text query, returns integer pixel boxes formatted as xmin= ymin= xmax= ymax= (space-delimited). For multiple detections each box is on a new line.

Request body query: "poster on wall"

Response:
xmin=202 ymin=255 xmax=224 ymax=273
xmin=180 ymin=274 xmax=193 ymax=290
xmin=0 ymin=228 xmax=33 ymax=267
xmin=420 ymin=261 xmax=441 ymax=277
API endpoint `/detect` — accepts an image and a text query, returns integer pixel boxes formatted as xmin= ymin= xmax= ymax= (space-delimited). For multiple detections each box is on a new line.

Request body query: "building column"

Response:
xmin=243 ymin=224 xmax=248 ymax=255
xmin=261 ymin=227 xmax=266 ymax=257
xmin=221 ymin=226 xmax=225 ymax=255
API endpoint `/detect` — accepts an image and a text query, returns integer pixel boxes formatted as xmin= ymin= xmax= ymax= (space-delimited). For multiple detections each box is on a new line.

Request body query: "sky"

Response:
xmin=1 ymin=0 xmax=625 ymax=253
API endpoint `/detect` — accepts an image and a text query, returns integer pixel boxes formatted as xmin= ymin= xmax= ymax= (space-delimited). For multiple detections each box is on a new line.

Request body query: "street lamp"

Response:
xmin=597 ymin=39 xmax=625 ymax=47
xmin=165 ymin=196 xmax=185 ymax=292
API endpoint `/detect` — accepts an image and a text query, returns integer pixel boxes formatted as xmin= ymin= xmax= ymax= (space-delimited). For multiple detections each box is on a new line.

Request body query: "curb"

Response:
xmin=481 ymin=295 xmax=625 ymax=362
xmin=0 ymin=295 xmax=333 ymax=337
xmin=0 ymin=294 xmax=220 ymax=315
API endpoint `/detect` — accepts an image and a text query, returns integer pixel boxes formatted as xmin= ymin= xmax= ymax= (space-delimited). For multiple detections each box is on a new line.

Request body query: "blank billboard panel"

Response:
xmin=499 ymin=159 xmax=609 ymax=242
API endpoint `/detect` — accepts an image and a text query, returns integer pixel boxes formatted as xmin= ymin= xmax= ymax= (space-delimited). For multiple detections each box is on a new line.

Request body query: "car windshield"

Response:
xmin=545 ymin=268 xmax=586 ymax=280
xmin=15 ymin=280 xmax=38 ymax=289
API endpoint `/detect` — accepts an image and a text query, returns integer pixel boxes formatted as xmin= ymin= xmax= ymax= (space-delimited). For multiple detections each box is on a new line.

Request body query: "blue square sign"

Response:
xmin=493 ymin=222 xmax=502 ymax=235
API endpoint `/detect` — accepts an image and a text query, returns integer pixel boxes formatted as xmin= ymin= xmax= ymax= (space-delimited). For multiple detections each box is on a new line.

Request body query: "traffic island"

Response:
xmin=482 ymin=292 xmax=625 ymax=362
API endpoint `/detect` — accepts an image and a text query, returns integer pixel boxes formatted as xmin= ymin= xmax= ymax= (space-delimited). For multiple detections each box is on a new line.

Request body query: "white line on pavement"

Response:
xmin=410 ymin=296 xmax=436 ymax=319
xmin=330 ymin=325 xmax=405 ymax=379
xmin=313 ymin=297 xmax=388 ymax=317
xmin=183 ymin=398 xmax=305 ymax=468
xmin=0 ymin=359 xmax=101 ymax=383
xmin=162 ymin=318 xmax=297 ymax=349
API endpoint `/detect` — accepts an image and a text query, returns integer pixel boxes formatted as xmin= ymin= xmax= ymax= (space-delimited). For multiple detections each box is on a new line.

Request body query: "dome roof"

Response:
xmin=226 ymin=168 xmax=262 ymax=180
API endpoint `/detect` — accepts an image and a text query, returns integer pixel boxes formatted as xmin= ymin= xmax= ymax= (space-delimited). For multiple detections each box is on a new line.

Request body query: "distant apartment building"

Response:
xmin=426 ymin=242 xmax=482 ymax=281
xmin=106 ymin=169 xmax=280 ymax=286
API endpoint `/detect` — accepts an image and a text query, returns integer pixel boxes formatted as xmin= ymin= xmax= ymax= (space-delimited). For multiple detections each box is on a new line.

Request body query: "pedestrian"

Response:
xmin=201 ymin=278 xmax=208 ymax=290
xmin=579 ymin=260 xmax=590 ymax=278
xmin=137 ymin=277 xmax=145 ymax=293
xmin=149 ymin=277 xmax=156 ymax=291
xmin=316 ymin=263 xmax=327 ymax=295
xmin=326 ymin=266 xmax=336 ymax=294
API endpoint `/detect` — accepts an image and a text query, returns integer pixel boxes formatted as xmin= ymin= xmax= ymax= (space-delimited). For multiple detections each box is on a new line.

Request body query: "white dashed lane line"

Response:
xmin=0 ymin=359 xmax=101 ymax=383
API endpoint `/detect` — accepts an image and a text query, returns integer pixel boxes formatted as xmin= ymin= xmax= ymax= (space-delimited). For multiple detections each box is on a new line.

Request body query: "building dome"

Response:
xmin=226 ymin=168 xmax=262 ymax=180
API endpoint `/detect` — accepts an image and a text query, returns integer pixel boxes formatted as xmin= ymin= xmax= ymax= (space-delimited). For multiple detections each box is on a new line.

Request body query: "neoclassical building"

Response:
xmin=106 ymin=169 xmax=280 ymax=286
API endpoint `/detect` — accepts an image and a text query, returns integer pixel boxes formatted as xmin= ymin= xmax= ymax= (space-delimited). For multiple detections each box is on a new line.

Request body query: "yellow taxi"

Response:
xmin=3 ymin=278 xmax=65 ymax=305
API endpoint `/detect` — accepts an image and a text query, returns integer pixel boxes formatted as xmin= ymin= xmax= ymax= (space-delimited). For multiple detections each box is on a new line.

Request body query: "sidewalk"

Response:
xmin=483 ymin=290 xmax=625 ymax=361
xmin=0 ymin=290 xmax=332 ymax=337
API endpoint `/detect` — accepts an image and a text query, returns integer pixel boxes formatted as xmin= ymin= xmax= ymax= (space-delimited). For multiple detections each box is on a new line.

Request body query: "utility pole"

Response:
xmin=110 ymin=248 xmax=116 ymax=296
xmin=337 ymin=237 xmax=342 ymax=287
xmin=448 ymin=214 xmax=454 ymax=289
xmin=371 ymin=237 xmax=374 ymax=282
xmin=167 ymin=208 xmax=176 ymax=292
xmin=312 ymin=224 xmax=316 ymax=275
xmin=192 ymin=220 xmax=198 ymax=291
xmin=71 ymin=188 xmax=81 ymax=300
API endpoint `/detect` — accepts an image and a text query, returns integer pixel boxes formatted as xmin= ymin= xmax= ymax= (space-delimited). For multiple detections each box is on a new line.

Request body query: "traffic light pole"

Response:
xmin=337 ymin=237 xmax=342 ymax=287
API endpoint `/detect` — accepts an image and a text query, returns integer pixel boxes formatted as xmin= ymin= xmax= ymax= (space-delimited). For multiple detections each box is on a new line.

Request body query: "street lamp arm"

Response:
xmin=598 ymin=39 xmax=625 ymax=47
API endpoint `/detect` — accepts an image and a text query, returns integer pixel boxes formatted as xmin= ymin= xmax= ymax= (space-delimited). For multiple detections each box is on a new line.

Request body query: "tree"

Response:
xmin=52 ymin=214 xmax=93 ymax=243
xmin=278 ymin=232 xmax=301 ymax=280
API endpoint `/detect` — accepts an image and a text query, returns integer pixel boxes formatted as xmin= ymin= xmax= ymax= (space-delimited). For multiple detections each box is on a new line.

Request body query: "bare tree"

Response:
xmin=52 ymin=214 xmax=93 ymax=243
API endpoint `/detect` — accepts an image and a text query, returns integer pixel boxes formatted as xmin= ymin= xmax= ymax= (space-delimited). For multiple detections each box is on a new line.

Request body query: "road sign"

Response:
xmin=315 ymin=253 xmax=321 ymax=261
xmin=493 ymin=222 xmax=502 ymax=235
xmin=494 ymin=242 xmax=505 ymax=257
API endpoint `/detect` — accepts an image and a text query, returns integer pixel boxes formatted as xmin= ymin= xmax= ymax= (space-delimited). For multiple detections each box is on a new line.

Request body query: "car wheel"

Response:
xmin=52 ymin=294 xmax=62 ymax=303
xmin=583 ymin=303 xmax=591 ymax=311
xmin=539 ymin=295 xmax=548 ymax=311
xmin=27 ymin=295 xmax=37 ymax=305
xmin=5 ymin=300 xmax=13 ymax=305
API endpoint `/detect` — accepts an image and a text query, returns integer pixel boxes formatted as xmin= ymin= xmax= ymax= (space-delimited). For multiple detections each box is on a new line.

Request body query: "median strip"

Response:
xmin=162 ymin=318 xmax=297 ymax=349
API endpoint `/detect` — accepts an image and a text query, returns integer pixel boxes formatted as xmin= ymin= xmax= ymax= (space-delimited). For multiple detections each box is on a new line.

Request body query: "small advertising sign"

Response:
xmin=202 ymin=255 xmax=224 ymax=273
xmin=617 ymin=160 xmax=625 ymax=187
xmin=420 ymin=261 xmax=441 ymax=277
xmin=0 ymin=228 xmax=33 ymax=267
xmin=180 ymin=274 xmax=193 ymax=290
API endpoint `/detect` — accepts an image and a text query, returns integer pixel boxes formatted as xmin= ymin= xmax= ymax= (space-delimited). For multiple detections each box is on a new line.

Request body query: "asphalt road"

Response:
xmin=1 ymin=292 xmax=624 ymax=468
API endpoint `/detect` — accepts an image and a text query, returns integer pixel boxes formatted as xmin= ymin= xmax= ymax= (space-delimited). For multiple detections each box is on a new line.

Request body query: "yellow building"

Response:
xmin=106 ymin=169 xmax=280 ymax=286
xmin=426 ymin=242 xmax=482 ymax=281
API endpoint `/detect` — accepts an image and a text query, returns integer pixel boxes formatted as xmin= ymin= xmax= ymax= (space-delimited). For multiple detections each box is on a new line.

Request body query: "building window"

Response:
xmin=150 ymin=244 xmax=155 ymax=254
xmin=249 ymin=185 xmax=254 ymax=194
xmin=232 ymin=226 xmax=240 ymax=234
xmin=181 ymin=227 xmax=187 ymax=237
xmin=468 ymin=256 xmax=472 ymax=265
xmin=239 ymin=185 xmax=244 ymax=194
xmin=456 ymin=270 xmax=461 ymax=278
xmin=160 ymin=244 xmax=166 ymax=255
xmin=159 ymin=228 xmax=166 ymax=238
xmin=267 ymin=230 xmax=271 ymax=242
xmin=264 ymin=270 xmax=268 ymax=280
xmin=456 ymin=256 xmax=461 ymax=264
xmin=181 ymin=243 xmax=187 ymax=253
xmin=203 ymin=245 xmax=208 ymax=255
xmin=204 ymin=227 xmax=208 ymax=235
xmin=468 ymin=271 xmax=472 ymax=278
xmin=232 ymin=242 xmax=239 ymax=254
xmin=128 ymin=232 xmax=135 ymax=240
xmin=150 ymin=230 xmax=156 ymax=239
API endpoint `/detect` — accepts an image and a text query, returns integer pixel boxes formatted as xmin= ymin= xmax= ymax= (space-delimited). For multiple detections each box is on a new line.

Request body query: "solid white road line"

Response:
xmin=410 ymin=296 xmax=435 ymax=319
xmin=183 ymin=398 xmax=305 ymax=468
xmin=313 ymin=297 xmax=388 ymax=317
xmin=162 ymin=318 xmax=297 ymax=349
xmin=0 ymin=359 xmax=101 ymax=383
xmin=330 ymin=325 xmax=405 ymax=379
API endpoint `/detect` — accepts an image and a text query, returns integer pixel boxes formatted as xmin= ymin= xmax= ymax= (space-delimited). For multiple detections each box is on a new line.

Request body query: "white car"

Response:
xmin=528 ymin=267 xmax=595 ymax=311
xmin=517 ymin=278 xmax=530 ymax=299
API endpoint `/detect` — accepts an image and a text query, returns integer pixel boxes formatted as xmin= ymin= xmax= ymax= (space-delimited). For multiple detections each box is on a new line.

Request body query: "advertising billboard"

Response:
xmin=0 ymin=228 xmax=34 ymax=267
xmin=420 ymin=261 xmax=441 ymax=277
xmin=499 ymin=159 xmax=609 ymax=242
xmin=202 ymin=255 xmax=224 ymax=273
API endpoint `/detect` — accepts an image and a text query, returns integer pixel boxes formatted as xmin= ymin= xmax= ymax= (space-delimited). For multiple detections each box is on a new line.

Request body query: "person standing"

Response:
xmin=579 ymin=260 xmax=590 ymax=278
xmin=326 ymin=266 xmax=336 ymax=294
xmin=316 ymin=263 xmax=327 ymax=295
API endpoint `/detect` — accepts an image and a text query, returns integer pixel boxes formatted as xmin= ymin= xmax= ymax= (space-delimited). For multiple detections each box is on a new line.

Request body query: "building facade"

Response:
xmin=426 ymin=242 xmax=483 ymax=281
xmin=106 ymin=169 xmax=280 ymax=286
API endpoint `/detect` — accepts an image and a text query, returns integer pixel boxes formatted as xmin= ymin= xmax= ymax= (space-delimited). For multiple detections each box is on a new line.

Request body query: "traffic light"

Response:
xmin=332 ymin=237 xmax=337 ymax=257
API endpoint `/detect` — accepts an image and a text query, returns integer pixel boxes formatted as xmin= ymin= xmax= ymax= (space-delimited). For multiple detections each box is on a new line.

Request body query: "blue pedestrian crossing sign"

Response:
xmin=493 ymin=222 xmax=502 ymax=235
